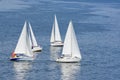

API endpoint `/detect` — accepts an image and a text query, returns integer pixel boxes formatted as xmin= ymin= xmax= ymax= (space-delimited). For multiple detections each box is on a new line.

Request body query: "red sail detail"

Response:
xmin=11 ymin=52 xmax=16 ymax=58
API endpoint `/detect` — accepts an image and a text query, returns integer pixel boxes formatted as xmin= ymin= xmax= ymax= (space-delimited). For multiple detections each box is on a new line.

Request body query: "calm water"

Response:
xmin=0 ymin=0 xmax=120 ymax=80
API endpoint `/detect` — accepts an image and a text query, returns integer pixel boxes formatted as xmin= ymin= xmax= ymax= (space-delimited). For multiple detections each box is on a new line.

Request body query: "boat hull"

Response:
xmin=50 ymin=42 xmax=63 ymax=47
xmin=10 ymin=57 xmax=34 ymax=61
xmin=10 ymin=55 xmax=34 ymax=61
xmin=32 ymin=46 xmax=42 ymax=52
xmin=10 ymin=58 xmax=20 ymax=61
xmin=56 ymin=57 xmax=80 ymax=63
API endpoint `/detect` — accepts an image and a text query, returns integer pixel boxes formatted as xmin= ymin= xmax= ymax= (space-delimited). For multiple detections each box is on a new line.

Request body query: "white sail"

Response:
xmin=54 ymin=15 xmax=62 ymax=42
xmin=29 ymin=31 xmax=32 ymax=48
xmin=50 ymin=15 xmax=62 ymax=43
xmin=62 ymin=21 xmax=81 ymax=59
xmin=50 ymin=23 xmax=55 ymax=42
xmin=26 ymin=27 xmax=34 ymax=57
xmin=14 ymin=21 xmax=33 ymax=57
xmin=70 ymin=22 xmax=81 ymax=58
xmin=29 ymin=22 xmax=38 ymax=46
xmin=15 ymin=21 xmax=27 ymax=54
xmin=62 ymin=21 xmax=72 ymax=56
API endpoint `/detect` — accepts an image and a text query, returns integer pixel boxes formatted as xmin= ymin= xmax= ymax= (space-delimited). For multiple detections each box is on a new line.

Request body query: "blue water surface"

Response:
xmin=0 ymin=0 xmax=120 ymax=80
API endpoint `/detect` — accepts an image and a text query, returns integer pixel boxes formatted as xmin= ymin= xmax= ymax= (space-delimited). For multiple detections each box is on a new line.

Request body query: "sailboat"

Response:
xmin=56 ymin=21 xmax=82 ymax=62
xmin=28 ymin=22 xmax=42 ymax=52
xmin=10 ymin=21 xmax=34 ymax=61
xmin=50 ymin=15 xmax=63 ymax=46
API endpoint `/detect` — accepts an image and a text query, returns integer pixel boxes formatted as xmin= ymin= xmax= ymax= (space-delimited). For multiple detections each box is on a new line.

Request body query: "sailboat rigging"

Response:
xmin=56 ymin=21 xmax=82 ymax=62
xmin=50 ymin=15 xmax=63 ymax=47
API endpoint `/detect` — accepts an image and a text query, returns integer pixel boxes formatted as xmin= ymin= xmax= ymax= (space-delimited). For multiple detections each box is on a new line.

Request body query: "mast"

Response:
xmin=70 ymin=21 xmax=81 ymax=59
xmin=71 ymin=22 xmax=72 ymax=57
xmin=26 ymin=24 xmax=33 ymax=57
xmin=54 ymin=15 xmax=62 ymax=42
xmin=50 ymin=23 xmax=55 ymax=43
xmin=29 ymin=22 xmax=38 ymax=47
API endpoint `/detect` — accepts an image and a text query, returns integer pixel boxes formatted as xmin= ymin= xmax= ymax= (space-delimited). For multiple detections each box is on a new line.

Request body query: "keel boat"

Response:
xmin=10 ymin=21 xmax=34 ymax=61
xmin=50 ymin=15 xmax=63 ymax=47
xmin=56 ymin=21 xmax=82 ymax=62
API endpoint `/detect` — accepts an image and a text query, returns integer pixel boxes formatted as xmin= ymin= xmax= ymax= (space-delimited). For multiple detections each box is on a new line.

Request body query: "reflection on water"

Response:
xmin=60 ymin=63 xmax=80 ymax=80
xmin=13 ymin=61 xmax=32 ymax=80
xmin=50 ymin=47 xmax=62 ymax=60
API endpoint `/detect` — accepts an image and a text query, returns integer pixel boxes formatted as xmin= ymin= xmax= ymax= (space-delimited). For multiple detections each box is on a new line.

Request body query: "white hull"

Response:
xmin=32 ymin=46 xmax=42 ymax=52
xmin=56 ymin=57 xmax=80 ymax=63
xmin=50 ymin=42 xmax=63 ymax=47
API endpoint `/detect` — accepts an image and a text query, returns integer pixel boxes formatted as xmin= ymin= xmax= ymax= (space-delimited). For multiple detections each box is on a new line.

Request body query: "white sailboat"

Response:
xmin=10 ymin=21 xmax=34 ymax=61
xmin=28 ymin=22 xmax=42 ymax=52
xmin=50 ymin=15 xmax=63 ymax=46
xmin=56 ymin=21 xmax=82 ymax=62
